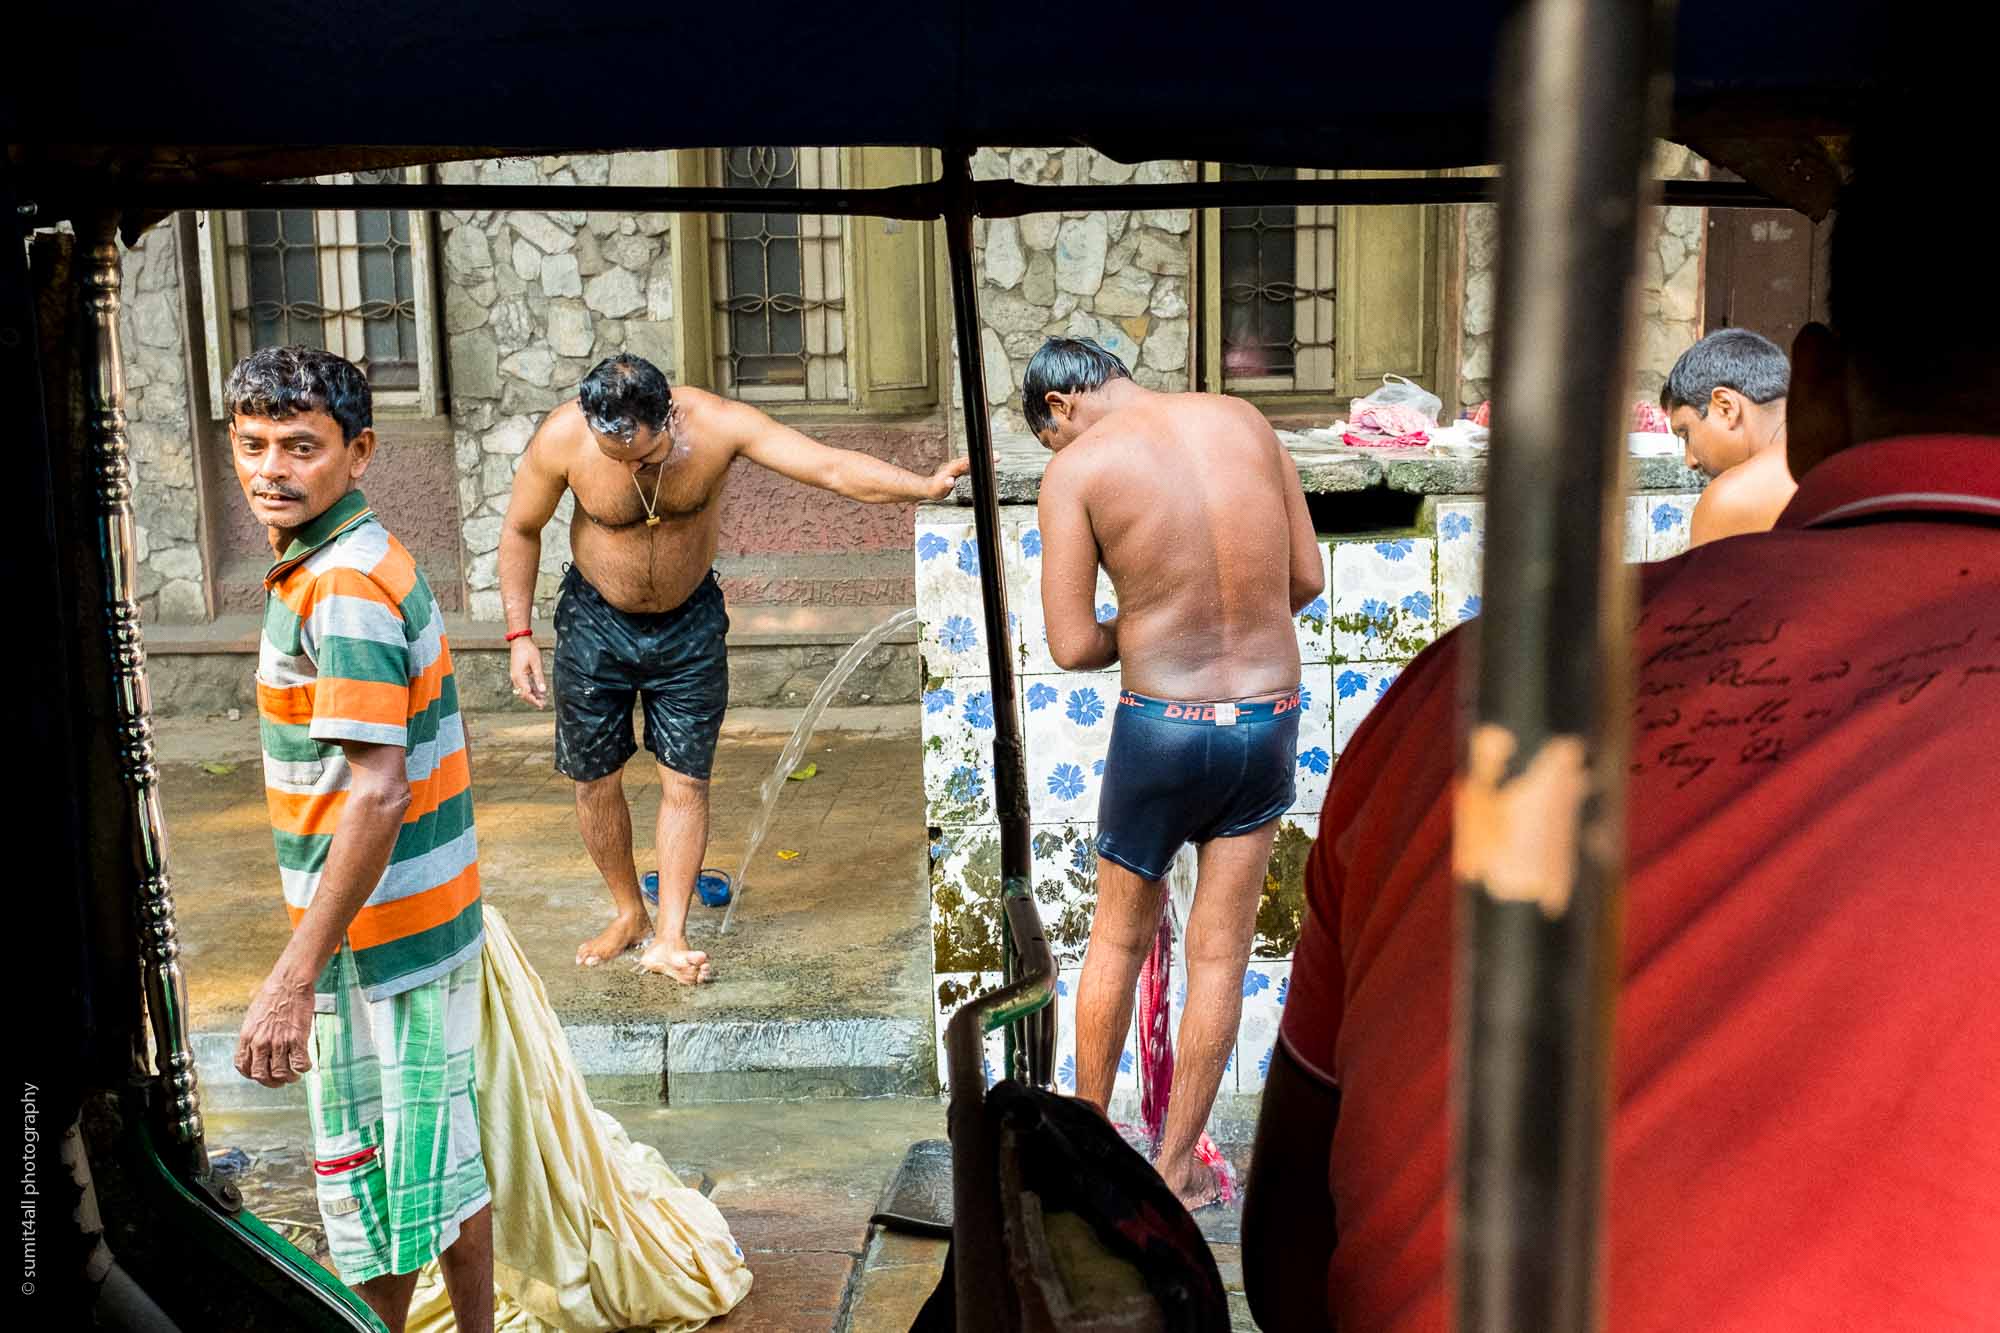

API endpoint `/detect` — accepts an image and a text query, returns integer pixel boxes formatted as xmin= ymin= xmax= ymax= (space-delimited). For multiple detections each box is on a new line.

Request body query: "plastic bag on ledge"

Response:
xmin=1343 ymin=374 xmax=1441 ymax=448
xmin=1352 ymin=374 xmax=1443 ymax=426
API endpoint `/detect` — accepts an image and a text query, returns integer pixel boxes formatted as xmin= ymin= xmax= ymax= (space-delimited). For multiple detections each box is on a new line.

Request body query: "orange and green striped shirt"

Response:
xmin=257 ymin=489 xmax=482 ymax=1002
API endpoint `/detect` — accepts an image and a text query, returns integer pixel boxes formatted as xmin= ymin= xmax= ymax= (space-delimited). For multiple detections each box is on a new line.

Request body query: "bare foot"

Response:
xmin=637 ymin=936 xmax=714 ymax=985
xmin=576 ymin=911 xmax=650 ymax=968
xmin=1158 ymin=1156 xmax=1225 ymax=1213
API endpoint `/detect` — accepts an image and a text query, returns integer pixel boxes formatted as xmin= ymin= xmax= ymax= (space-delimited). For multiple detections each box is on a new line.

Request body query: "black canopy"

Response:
xmin=8 ymin=0 xmax=1882 ymax=214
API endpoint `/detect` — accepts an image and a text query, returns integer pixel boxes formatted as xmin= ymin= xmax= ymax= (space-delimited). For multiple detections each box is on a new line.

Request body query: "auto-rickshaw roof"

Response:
xmin=7 ymin=0 xmax=1874 ymax=217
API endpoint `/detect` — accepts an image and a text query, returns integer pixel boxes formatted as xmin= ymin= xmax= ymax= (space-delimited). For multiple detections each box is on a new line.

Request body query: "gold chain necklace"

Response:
xmin=630 ymin=457 xmax=667 ymax=527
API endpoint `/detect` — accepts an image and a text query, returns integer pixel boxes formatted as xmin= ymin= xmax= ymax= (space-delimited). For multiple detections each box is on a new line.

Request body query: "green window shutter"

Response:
xmin=847 ymin=147 xmax=939 ymax=411
xmin=1335 ymin=172 xmax=1437 ymax=400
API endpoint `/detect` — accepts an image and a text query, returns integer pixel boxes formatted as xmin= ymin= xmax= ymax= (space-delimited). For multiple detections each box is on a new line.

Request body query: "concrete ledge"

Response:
xmin=143 ymin=606 xmax=922 ymax=716
xmin=944 ymin=430 xmax=1708 ymax=504
xmin=666 ymin=1017 xmax=933 ymax=1104
xmin=193 ymin=1014 xmax=937 ymax=1110
xmin=144 ymin=605 xmax=919 ymax=654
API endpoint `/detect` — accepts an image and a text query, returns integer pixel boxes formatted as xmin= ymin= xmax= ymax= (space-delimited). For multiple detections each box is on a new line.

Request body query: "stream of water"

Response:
xmin=718 ymin=605 xmax=922 ymax=934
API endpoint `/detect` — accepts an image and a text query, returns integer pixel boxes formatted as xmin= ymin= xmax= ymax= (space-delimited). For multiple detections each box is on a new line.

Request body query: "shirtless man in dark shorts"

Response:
xmin=1027 ymin=337 xmax=1323 ymax=1207
xmin=501 ymin=354 xmax=967 ymax=982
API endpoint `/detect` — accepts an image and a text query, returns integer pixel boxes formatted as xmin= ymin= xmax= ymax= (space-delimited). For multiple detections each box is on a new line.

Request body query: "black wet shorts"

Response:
xmin=552 ymin=565 xmax=730 ymax=783
xmin=1094 ymin=689 xmax=1300 ymax=881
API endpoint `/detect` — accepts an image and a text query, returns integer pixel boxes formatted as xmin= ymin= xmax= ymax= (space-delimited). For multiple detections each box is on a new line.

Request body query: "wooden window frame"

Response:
xmin=1197 ymin=164 xmax=1451 ymax=413
xmin=668 ymin=147 xmax=945 ymax=417
xmin=194 ymin=165 xmax=443 ymax=420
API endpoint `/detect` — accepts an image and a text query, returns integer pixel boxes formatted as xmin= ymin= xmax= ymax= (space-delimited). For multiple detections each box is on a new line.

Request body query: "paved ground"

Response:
xmin=167 ymin=705 xmax=1267 ymax=1327
xmin=161 ymin=706 xmax=933 ymax=1051
xmin=207 ymin=1101 xmax=1262 ymax=1330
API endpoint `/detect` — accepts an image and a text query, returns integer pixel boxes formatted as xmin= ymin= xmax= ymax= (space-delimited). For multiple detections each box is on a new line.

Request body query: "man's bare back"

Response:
xmin=1023 ymin=341 xmax=1322 ymax=1213
xmin=1039 ymin=389 xmax=1322 ymax=699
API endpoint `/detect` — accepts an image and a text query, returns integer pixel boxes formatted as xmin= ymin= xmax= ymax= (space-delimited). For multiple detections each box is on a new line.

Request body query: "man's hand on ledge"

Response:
xmin=924 ymin=456 xmax=972 ymax=500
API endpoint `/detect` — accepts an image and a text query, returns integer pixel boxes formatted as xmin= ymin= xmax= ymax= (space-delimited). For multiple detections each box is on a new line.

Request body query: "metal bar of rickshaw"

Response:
xmin=48 ymin=175 xmax=1773 ymax=222
xmin=77 ymin=210 xmax=216 ymax=1190
xmin=69 ymin=204 xmax=383 ymax=1328
xmin=940 ymin=145 xmax=1053 ymax=1091
xmin=1452 ymin=0 xmax=1663 ymax=1329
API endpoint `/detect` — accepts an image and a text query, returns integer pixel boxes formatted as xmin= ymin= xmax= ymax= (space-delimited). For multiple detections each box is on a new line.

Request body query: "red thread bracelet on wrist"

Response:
xmin=505 ymin=628 xmax=533 ymax=643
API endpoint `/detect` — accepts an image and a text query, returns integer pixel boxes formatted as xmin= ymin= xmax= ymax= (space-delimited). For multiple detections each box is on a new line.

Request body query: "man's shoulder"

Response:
xmin=1693 ymin=454 xmax=1796 ymax=539
xmin=674 ymin=385 xmax=748 ymax=431
xmin=530 ymin=399 xmax=588 ymax=458
xmin=672 ymin=386 xmax=770 ymax=457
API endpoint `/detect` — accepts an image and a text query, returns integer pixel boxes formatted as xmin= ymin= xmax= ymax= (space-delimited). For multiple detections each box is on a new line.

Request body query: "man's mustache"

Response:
xmin=253 ymin=484 xmax=305 ymax=500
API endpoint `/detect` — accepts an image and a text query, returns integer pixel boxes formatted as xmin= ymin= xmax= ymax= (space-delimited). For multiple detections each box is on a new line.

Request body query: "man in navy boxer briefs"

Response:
xmin=1026 ymin=336 xmax=1323 ymax=1209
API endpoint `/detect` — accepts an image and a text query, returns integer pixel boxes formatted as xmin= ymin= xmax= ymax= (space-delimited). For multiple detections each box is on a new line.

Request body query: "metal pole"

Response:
xmin=78 ymin=211 xmax=221 ymax=1194
xmin=1452 ymin=1 xmax=1665 ymax=1329
xmin=940 ymin=147 xmax=1050 ymax=1089
xmin=55 ymin=175 xmax=1772 ymax=221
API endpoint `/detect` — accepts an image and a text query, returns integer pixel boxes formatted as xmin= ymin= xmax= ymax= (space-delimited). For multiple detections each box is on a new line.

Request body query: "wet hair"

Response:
xmin=578 ymin=354 xmax=672 ymax=437
xmin=223 ymin=345 xmax=372 ymax=441
xmin=1659 ymin=329 xmax=1790 ymax=416
xmin=1831 ymin=114 xmax=1998 ymax=418
xmin=1021 ymin=337 xmax=1132 ymax=437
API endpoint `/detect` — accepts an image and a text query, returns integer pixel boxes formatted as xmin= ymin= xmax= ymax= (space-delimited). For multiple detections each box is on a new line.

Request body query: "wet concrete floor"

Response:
xmin=159 ymin=707 xmax=935 ymax=1037
xmin=206 ymin=1100 xmax=1262 ymax=1331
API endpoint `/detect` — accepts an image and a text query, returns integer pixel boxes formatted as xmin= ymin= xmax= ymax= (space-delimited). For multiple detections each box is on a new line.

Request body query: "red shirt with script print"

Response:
xmin=1281 ymin=436 xmax=2000 ymax=1332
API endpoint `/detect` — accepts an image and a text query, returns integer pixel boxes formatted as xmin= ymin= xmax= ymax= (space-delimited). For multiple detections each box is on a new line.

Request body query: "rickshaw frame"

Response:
xmin=7 ymin=2 xmax=1877 ymax=1325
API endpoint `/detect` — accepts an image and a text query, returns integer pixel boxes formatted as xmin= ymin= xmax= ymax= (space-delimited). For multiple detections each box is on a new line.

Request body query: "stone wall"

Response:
xmin=436 ymin=152 xmax=677 ymax=622
xmin=1458 ymin=143 xmax=1710 ymax=409
xmin=119 ymin=226 xmax=209 ymax=623
xmin=1634 ymin=143 xmax=1711 ymax=397
xmin=437 ymin=152 xmax=949 ymax=622
xmin=965 ymin=149 xmax=1196 ymax=438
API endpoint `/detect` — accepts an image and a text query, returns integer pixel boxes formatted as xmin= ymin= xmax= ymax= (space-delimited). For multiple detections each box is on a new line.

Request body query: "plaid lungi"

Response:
xmin=305 ymin=947 xmax=489 ymax=1284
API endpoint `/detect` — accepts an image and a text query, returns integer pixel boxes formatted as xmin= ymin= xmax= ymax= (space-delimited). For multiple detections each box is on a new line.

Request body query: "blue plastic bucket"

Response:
xmin=640 ymin=870 xmax=733 ymax=907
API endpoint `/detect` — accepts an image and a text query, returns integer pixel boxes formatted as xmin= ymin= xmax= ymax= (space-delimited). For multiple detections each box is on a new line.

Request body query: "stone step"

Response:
xmin=195 ymin=1012 xmax=937 ymax=1111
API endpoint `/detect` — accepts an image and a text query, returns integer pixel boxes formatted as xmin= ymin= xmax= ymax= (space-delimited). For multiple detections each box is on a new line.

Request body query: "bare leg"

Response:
xmin=573 ymin=767 xmax=652 ymax=966
xmin=636 ymin=765 xmax=714 ymax=984
xmin=437 ymin=1203 xmax=495 ymax=1333
xmin=1074 ymin=856 xmax=1165 ymax=1113
xmin=352 ymin=1270 xmax=422 ymax=1333
xmin=1156 ymin=820 xmax=1278 ymax=1209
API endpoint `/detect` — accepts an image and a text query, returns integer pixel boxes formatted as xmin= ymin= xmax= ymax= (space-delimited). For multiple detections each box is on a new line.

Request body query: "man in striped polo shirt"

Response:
xmin=226 ymin=346 xmax=493 ymax=1333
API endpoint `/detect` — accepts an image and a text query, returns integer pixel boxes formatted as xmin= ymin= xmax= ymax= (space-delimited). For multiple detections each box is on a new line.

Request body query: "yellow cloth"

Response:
xmin=406 ymin=906 xmax=753 ymax=1331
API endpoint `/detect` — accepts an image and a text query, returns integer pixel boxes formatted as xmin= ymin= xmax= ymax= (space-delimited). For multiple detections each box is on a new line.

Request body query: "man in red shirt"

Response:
xmin=1242 ymin=128 xmax=2000 ymax=1329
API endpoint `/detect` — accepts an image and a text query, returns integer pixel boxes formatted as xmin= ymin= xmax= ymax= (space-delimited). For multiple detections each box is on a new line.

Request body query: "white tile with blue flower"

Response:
xmin=1645 ymin=492 xmax=1699 ymax=561
xmin=1624 ymin=495 xmax=1650 ymax=564
xmin=1331 ymin=536 xmax=1437 ymax=662
xmin=921 ymin=676 xmax=1000 ymax=826
xmin=1290 ymin=663 xmax=1336 ymax=815
xmin=1012 ymin=529 xmax=1121 ymax=676
xmin=1334 ymin=662 xmax=1404 ymax=755
xmin=931 ymin=970 xmax=1011 ymax=1092
xmin=1030 ymin=822 xmax=1101 ymax=965
xmin=1234 ymin=960 xmax=1293 ymax=1095
xmin=1001 ymin=519 xmax=1045 ymax=674
xmin=916 ymin=513 xmax=1033 ymax=678
xmin=1023 ymin=671 xmax=1120 ymax=822
xmin=1435 ymin=500 xmax=1485 ymax=629
xmin=1294 ymin=541 xmax=1335 ymax=664
xmin=915 ymin=516 xmax=992 ymax=677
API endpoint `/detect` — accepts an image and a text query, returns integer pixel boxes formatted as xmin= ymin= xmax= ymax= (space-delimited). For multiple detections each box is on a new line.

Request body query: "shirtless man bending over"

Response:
xmin=1662 ymin=328 xmax=1796 ymax=546
xmin=1027 ymin=337 xmax=1322 ymax=1209
xmin=502 ymin=354 xmax=967 ymax=981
